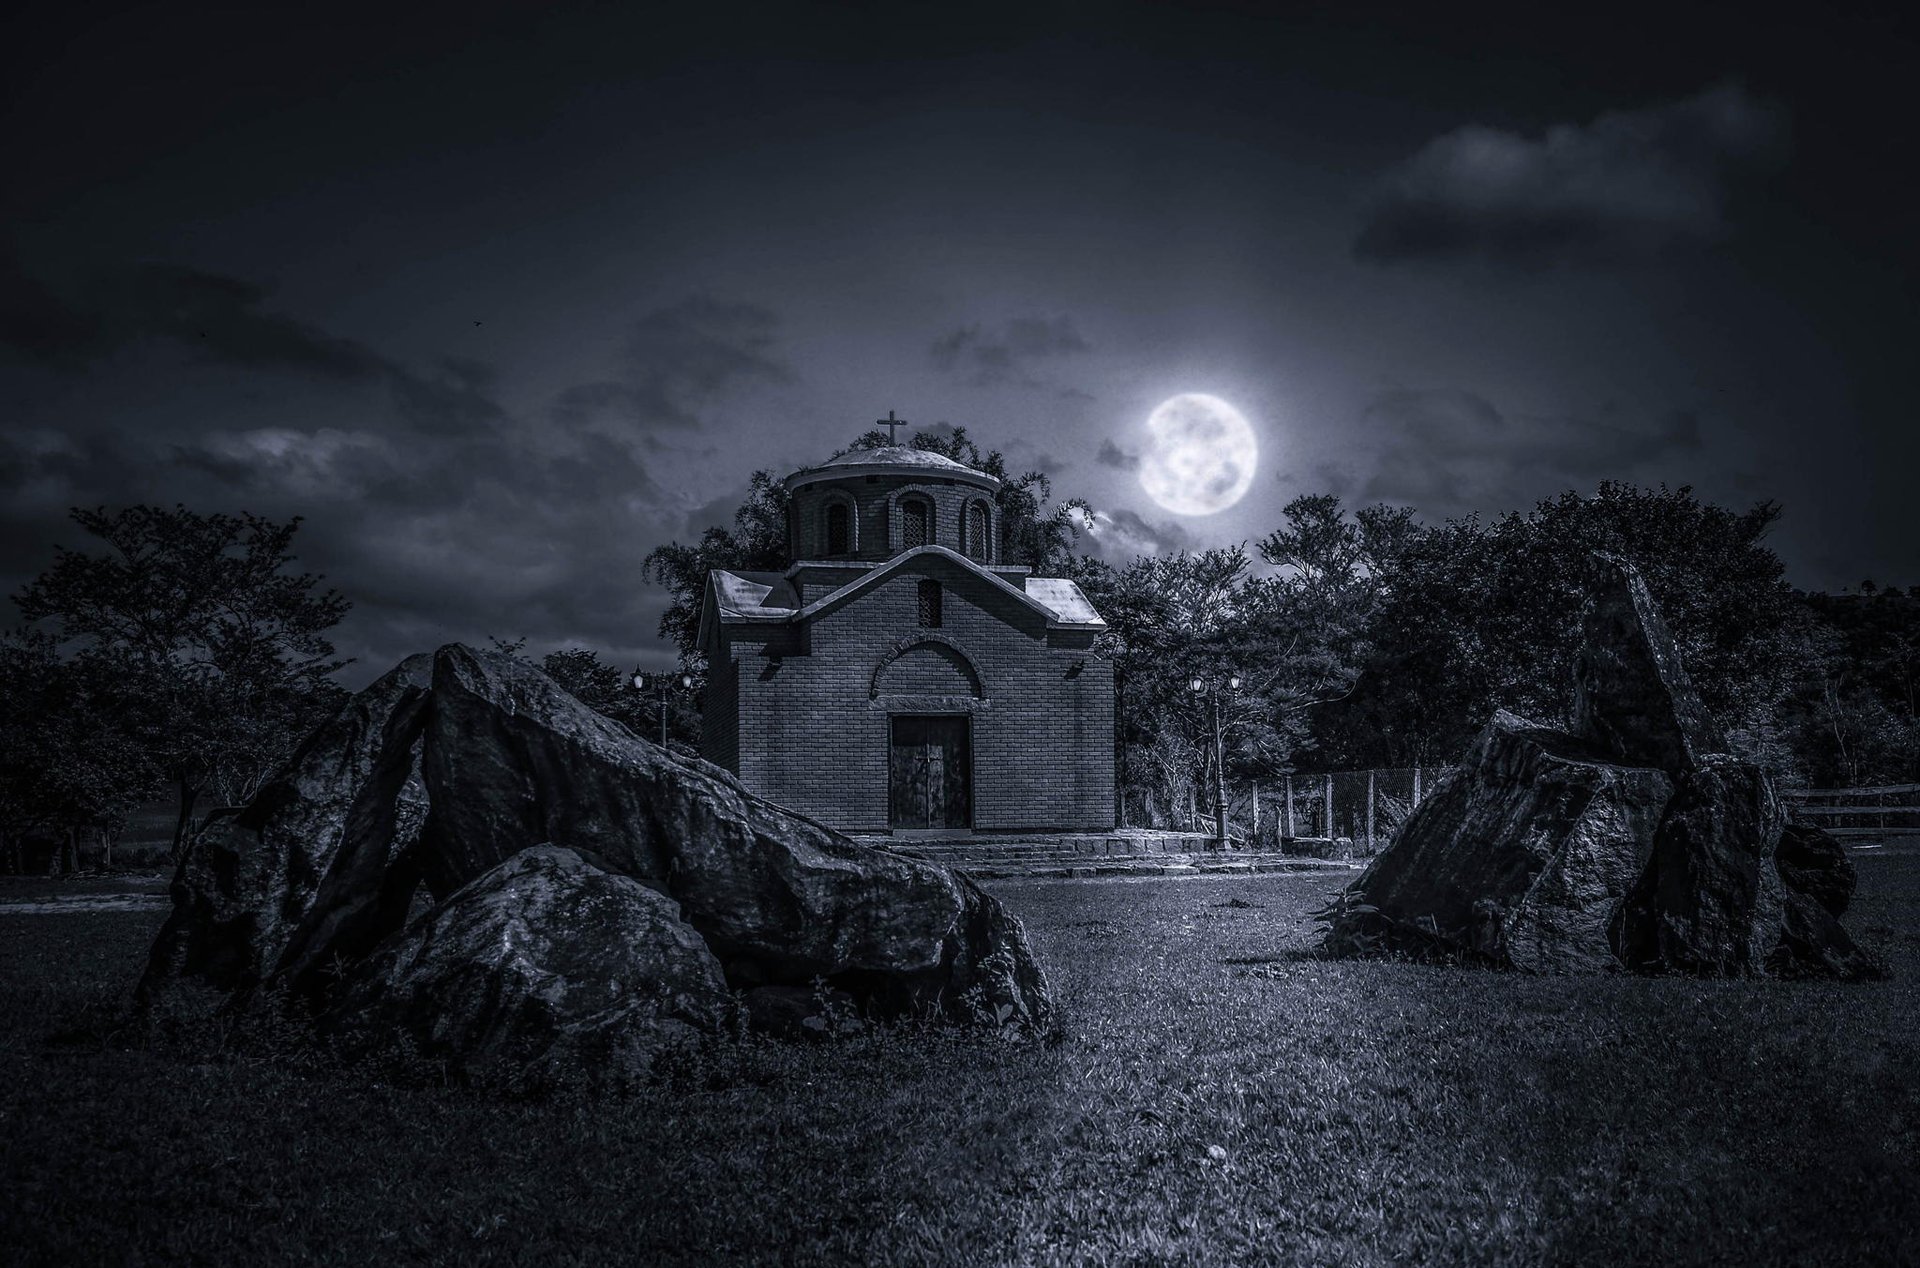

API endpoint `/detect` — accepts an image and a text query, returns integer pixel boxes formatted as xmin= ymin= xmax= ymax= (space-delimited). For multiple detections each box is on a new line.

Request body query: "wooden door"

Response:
xmin=889 ymin=715 xmax=971 ymax=829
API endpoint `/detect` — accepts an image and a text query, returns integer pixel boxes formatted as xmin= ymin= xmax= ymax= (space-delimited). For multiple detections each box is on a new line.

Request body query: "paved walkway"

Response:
xmin=0 ymin=892 xmax=168 ymax=915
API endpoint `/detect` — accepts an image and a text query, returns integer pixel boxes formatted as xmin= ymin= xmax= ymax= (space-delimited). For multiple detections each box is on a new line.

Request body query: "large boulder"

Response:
xmin=1774 ymin=822 xmax=1856 ymax=919
xmin=420 ymin=645 xmax=1054 ymax=1029
xmin=1610 ymin=758 xmax=1786 ymax=976
xmin=1571 ymin=555 xmax=1727 ymax=772
xmin=1324 ymin=712 xmax=1673 ymax=972
xmin=1770 ymin=822 xmax=1880 ymax=980
xmin=1324 ymin=556 xmax=1880 ymax=981
xmin=326 ymin=845 xmax=729 ymax=1084
xmin=139 ymin=654 xmax=433 ymax=1008
xmin=140 ymin=643 xmax=1056 ymax=1065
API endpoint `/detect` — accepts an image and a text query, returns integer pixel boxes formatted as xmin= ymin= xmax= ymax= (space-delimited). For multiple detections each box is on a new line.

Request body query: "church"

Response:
xmin=697 ymin=426 xmax=1115 ymax=834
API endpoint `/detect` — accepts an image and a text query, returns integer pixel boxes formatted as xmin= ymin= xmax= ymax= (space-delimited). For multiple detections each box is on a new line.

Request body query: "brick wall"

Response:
xmin=711 ymin=551 xmax=1113 ymax=832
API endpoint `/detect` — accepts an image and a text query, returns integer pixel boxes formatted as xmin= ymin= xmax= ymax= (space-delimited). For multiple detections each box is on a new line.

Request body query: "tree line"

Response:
xmin=6 ymin=430 xmax=1914 ymax=868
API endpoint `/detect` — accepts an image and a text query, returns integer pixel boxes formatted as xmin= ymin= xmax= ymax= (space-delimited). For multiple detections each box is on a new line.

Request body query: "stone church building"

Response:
xmin=697 ymin=439 xmax=1115 ymax=833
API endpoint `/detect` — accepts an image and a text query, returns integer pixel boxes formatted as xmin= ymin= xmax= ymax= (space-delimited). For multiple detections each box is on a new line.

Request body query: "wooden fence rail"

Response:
xmin=1779 ymin=783 xmax=1920 ymax=839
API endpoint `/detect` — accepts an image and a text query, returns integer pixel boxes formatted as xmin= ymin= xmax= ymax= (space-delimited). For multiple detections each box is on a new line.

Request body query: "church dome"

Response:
xmin=786 ymin=445 xmax=1000 ymax=492
xmin=783 ymin=438 xmax=1003 ymax=566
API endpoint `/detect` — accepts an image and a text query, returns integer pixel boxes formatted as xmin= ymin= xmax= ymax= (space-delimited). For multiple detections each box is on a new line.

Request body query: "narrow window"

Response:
xmin=824 ymin=502 xmax=850 ymax=556
xmin=917 ymin=579 xmax=942 ymax=627
xmin=902 ymin=498 xmax=930 ymax=549
xmin=967 ymin=502 xmax=990 ymax=562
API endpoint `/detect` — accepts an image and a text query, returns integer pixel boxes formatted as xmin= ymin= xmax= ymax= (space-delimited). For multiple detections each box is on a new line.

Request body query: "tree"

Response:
xmin=0 ymin=632 xmax=160 ymax=873
xmin=1783 ymin=588 xmax=1920 ymax=785
xmin=13 ymin=506 xmax=351 ymax=861
xmin=641 ymin=472 xmax=791 ymax=673
xmin=1315 ymin=483 xmax=1805 ymax=768
xmin=1071 ymin=532 xmax=1386 ymax=830
xmin=540 ymin=648 xmax=655 ymax=735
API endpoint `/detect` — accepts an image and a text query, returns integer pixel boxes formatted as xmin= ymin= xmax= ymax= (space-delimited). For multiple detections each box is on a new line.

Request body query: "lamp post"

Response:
xmin=1189 ymin=673 xmax=1242 ymax=850
xmin=632 ymin=671 xmax=696 ymax=748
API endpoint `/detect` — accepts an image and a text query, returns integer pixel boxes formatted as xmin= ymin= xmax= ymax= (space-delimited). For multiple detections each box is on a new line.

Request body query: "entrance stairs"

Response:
xmin=848 ymin=829 xmax=1364 ymax=880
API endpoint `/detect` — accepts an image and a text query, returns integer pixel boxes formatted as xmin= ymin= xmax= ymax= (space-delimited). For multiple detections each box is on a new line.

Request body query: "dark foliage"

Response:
xmin=8 ymin=506 xmax=350 ymax=867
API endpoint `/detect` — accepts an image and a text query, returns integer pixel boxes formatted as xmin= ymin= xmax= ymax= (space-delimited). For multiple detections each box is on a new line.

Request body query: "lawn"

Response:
xmin=2 ymin=857 xmax=1916 ymax=1266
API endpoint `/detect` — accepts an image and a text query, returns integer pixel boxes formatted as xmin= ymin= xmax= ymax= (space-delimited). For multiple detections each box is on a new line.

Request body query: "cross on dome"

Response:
xmin=877 ymin=409 xmax=906 ymax=444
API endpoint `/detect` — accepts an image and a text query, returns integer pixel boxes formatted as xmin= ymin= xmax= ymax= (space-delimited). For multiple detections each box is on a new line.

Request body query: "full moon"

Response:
xmin=1138 ymin=393 xmax=1258 ymax=516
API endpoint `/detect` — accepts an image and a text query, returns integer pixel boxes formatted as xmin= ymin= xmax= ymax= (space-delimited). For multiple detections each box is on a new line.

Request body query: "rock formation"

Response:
xmin=326 ymin=845 xmax=731 ymax=1083
xmin=140 ymin=645 xmax=1055 ymax=1078
xmin=140 ymin=654 xmax=433 ymax=1005
xmin=1324 ymin=556 xmax=1880 ymax=980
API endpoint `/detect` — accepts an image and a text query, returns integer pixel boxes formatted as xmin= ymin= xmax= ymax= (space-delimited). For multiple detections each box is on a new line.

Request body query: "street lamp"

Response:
xmin=632 ymin=671 xmax=696 ymax=748
xmin=1189 ymin=673 xmax=1242 ymax=850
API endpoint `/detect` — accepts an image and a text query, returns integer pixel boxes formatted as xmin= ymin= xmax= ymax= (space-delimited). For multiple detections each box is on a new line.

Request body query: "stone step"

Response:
xmin=877 ymin=848 xmax=1362 ymax=880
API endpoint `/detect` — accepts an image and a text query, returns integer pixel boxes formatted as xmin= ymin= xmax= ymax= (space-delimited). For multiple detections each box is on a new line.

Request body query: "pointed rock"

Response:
xmin=1610 ymin=757 xmax=1785 ymax=976
xmin=139 ymin=654 xmax=432 ymax=1009
xmin=1571 ymin=555 xmax=1727 ymax=771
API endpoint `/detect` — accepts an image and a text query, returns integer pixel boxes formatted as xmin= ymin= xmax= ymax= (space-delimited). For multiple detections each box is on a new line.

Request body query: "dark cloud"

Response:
xmin=929 ymin=315 xmax=1090 ymax=388
xmin=1355 ymin=83 xmax=1787 ymax=267
xmin=551 ymin=297 xmax=794 ymax=430
xmin=1095 ymin=439 xmax=1139 ymax=472
xmin=0 ymin=268 xmax=766 ymax=683
xmin=0 ymin=254 xmax=505 ymax=435
xmin=0 ymin=256 xmax=385 ymax=379
xmin=1357 ymin=388 xmax=1704 ymax=514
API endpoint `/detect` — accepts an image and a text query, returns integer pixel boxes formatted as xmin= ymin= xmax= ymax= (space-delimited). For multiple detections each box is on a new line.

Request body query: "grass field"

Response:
xmin=2 ymin=857 xmax=1917 ymax=1266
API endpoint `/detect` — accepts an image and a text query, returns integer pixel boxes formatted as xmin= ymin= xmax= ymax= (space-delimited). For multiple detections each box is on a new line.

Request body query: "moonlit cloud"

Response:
xmin=1355 ymin=83 xmax=1788 ymax=266
xmin=1082 ymin=507 xmax=1192 ymax=565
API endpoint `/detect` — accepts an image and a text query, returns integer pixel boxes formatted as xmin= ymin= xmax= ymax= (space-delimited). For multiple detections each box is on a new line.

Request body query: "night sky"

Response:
xmin=4 ymin=0 xmax=1915 ymax=684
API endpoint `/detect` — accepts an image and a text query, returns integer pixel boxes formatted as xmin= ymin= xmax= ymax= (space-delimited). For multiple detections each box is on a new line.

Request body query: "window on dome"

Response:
xmin=966 ymin=502 xmax=990 ymax=563
xmin=824 ymin=502 xmax=850 ymax=556
xmin=902 ymin=498 xmax=930 ymax=549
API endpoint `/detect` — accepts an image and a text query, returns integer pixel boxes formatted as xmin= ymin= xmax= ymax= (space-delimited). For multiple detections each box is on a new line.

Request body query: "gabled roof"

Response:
xmin=701 ymin=545 xmax=1105 ymax=645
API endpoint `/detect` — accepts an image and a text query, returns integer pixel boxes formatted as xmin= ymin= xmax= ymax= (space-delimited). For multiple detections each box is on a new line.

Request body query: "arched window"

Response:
xmin=917 ymin=579 xmax=942 ymax=628
xmin=966 ymin=501 xmax=991 ymax=563
xmin=824 ymin=502 xmax=850 ymax=556
xmin=901 ymin=497 xmax=930 ymax=549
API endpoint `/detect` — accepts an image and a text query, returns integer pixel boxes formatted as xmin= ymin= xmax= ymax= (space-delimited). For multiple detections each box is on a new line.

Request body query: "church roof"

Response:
xmin=784 ymin=445 xmax=1001 ymax=491
xmin=701 ymin=546 xmax=1105 ymax=646
xmin=818 ymin=445 xmax=976 ymax=472
xmin=1022 ymin=576 xmax=1105 ymax=626
xmin=709 ymin=569 xmax=799 ymax=620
